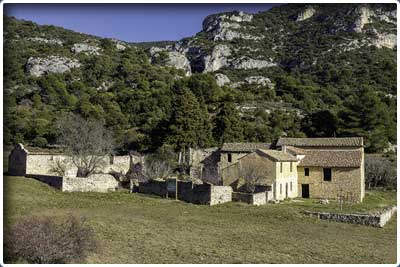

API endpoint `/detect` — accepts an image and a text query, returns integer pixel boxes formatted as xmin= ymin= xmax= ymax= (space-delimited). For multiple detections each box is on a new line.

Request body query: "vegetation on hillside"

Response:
xmin=3 ymin=3 xmax=397 ymax=153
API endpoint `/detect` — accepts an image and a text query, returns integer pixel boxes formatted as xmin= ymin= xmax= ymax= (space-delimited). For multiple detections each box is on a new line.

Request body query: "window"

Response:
xmin=323 ymin=168 xmax=332 ymax=181
xmin=280 ymin=184 xmax=282 ymax=194
xmin=227 ymin=153 xmax=232 ymax=163
xmin=304 ymin=168 xmax=309 ymax=176
xmin=290 ymin=162 xmax=293 ymax=172
xmin=290 ymin=182 xmax=292 ymax=192
xmin=280 ymin=162 xmax=283 ymax=173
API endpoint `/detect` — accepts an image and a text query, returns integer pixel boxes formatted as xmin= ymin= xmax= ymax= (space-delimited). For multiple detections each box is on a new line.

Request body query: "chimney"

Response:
xmin=282 ymin=145 xmax=287 ymax=153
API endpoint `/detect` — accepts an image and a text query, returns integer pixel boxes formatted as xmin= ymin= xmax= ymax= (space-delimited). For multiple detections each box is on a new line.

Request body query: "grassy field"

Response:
xmin=3 ymin=176 xmax=397 ymax=264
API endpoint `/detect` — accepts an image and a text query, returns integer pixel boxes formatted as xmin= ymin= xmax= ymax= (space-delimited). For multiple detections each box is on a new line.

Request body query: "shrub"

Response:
xmin=4 ymin=214 xmax=97 ymax=264
xmin=31 ymin=136 xmax=48 ymax=147
xmin=365 ymin=156 xmax=397 ymax=190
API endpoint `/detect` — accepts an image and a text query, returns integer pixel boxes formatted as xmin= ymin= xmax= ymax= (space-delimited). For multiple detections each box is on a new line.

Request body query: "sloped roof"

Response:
xmin=277 ymin=137 xmax=363 ymax=147
xmin=221 ymin=143 xmax=271 ymax=152
xmin=298 ymin=150 xmax=362 ymax=168
xmin=285 ymin=146 xmax=306 ymax=155
xmin=257 ymin=149 xmax=298 ymax=162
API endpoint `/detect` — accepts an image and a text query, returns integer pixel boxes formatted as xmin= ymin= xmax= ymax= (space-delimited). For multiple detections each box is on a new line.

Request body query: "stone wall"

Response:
xmin=304 ymin=206 xmax=396 ymax=227
xmin=298 ymin=166 xmax=363 ymax=202
xmin=62 ymin=174 xmax=119 ymax=193
xmin=210 ymin=186 xmax=232 ymax=205
xmin=137 ymin=179 xmax=232 ymax=205
xmin=232 ymin=192 xmax=266 ymax=206
xmin=8 ymin=144 xmax=28 ymax=176
xmin=7 ymin=143 xmax=140 ymax=177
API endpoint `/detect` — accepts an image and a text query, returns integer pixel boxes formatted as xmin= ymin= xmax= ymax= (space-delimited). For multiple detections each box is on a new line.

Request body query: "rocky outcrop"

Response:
xmin=202 ymin=11 xmax=260 ymax=41
xmin=231 ymin=57 xmax=277 ymax=70
xmin=372 ymin=33 xmax=396 ymax=49
xmin=149 ymin=47 xmax=191 ymax=76
xmin=352 ymin=6 xmax=374 ymax=33
xmin=111 ymin=38 xmax=127 ymax=50
xmin=26 ymin=56 xmax=81 ymax=77
xmin=203 ymin=44 xmax=231 ymax=72
xmin=351 ymin=6 xmax=396 ymax=33
xmin=296 ymin=6 xmax=316 ymax=21
xmin=214 ymin=73 xmax=230 ymax=86
xmin=71 ymin=43 xmax=101 ymax=55
xmin=232 ymin=76 xmax=274 ymax=89
xmin=27 ymin=37 xmax=63 ymax=45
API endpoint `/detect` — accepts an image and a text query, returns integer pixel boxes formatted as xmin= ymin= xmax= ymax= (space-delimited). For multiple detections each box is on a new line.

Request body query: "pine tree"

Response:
xmin=167 ymin=86 xmax=212 ymax=151
xmin=213 ymin=101 xmax=244 ymax=145
xmin=338 ymin=86 xmax=390 ymax=152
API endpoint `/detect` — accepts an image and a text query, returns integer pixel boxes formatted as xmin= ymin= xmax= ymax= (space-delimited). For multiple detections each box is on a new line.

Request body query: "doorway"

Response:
xmin=301 ymin=184 xmax=310 ymax=198
xmin=285 ymin=183 xmax=288 ymax=198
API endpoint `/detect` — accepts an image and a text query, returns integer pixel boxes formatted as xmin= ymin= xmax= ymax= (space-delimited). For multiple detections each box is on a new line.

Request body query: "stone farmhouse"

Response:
xmin=8 ymin=137 xmax=364 ymax=203
xmin=189 ymin=137 xmax=365 ymax=202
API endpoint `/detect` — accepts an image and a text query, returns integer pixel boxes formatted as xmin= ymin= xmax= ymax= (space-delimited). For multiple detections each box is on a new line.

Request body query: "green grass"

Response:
xmin=3 ymin=176 xmax=397 ymax=264
xmin=282 ymin=190 xmax=397 ymax=214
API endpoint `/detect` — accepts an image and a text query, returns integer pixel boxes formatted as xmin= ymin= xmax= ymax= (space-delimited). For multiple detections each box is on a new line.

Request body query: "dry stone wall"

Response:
xmin=304 ymin=206 xmax=396 ymax=227
xmin=232 ymin=192 xmax=267 ymax=205
xmin=62 ymin=174 xmax=119 ymax=193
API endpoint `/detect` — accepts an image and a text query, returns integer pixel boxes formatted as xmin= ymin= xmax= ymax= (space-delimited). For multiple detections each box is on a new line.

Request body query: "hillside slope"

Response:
xmin=3 ymin=3 xmax=397 ymax=153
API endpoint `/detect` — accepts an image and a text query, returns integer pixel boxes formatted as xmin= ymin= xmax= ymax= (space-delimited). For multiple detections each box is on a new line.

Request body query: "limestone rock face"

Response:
xmin=352 ymin=6 xmax=374 ymax=33
xmin=203 ymin=44 xmax=231 ymax=72
xmin=27 ymin=37 xmax=63 ymax=45
xmin=214 ymin=73 xmax=230 ymax=86
xmin=296 ymin=7 xmax=316 ymax=21
xmin=232 ymin=76 xmax=274 ymax=89
xmin=149 ymin=47 xmax=191 ymax=76
xmin=26 ymin=56 xmax=81 ymax=77
xmin=202 ymin=11 xmax=260 ymax=41
xmin=231 ymin=57 xmax=277 ymax=70
xmin=244 ymin=76 xmax=274 ymax=87
xmin=372 ymin=33 xmax=397 ymax=49
xmin=110 ymin=38 xmax=127 ymax=50
xmin=71 ymin=43 xmax=101 ymax=55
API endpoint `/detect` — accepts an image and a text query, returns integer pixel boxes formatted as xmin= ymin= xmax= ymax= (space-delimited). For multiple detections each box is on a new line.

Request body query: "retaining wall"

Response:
xmin=304 ymin=206 xmax=397 ymax=227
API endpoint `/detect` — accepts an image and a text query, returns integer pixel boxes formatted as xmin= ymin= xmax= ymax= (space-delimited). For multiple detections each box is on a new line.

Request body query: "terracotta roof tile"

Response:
xmin=298 ymin=150 xmax=362 ymax=168
xmin=257 ymin=149 xmax=298 ymax=162
xmin=277 ymin=137 xmax=363 ymax=147
xmin=221 ymin=143 xmax=271 ymax=152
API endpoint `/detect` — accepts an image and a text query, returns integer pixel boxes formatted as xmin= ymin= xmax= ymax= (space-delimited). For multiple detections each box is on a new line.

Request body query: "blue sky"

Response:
xmin=4 ymin=4 xmax=279 ymax=42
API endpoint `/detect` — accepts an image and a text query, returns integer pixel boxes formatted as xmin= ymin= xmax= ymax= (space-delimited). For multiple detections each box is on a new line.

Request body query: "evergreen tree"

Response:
xmin=213 ymin=101 xmax=244 ymax=145
xmin=338 ymin=86 xmax=391 ymax=152
xmin=167 ymin=85 xmax=211 ymax=151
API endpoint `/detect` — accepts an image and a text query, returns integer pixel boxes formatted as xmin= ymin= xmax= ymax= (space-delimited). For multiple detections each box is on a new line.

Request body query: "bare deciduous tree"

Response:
xmin=57 ymin=114 xmax=114 ymax=177
xmin=239 ymin=161 xmax=266 ymax=193
xmin=143 ymin=156 xmax=172 ymax=181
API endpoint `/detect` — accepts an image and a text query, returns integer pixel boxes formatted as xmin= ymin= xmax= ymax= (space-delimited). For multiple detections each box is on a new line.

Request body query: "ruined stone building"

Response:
xmin=8 ymin=143 xmax=141 ymax=177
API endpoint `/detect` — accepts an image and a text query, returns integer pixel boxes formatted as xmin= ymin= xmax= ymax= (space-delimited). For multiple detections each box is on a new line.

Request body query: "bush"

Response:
xmin=365 ymin=156 xmax=397 ymax=190
xmin=4 ymin=214 xmax=97 ymax=263
xmin=31 ymin=136 xmax=48 ymax=147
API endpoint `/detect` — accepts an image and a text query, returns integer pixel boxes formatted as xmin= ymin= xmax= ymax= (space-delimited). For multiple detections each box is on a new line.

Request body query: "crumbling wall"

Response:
xmin=8 ymin=144 xmax=28 ymax=176
xmin=62 ymin=174 xmax=119 ymax=192
xmin=210 ymin=186 xmax=232 ymax=205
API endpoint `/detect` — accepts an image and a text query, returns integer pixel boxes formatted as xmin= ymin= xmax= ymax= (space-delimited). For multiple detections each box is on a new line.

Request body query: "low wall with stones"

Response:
xmin=62 ymin=174 xmax=119 ymax=193
xmin=304 ymin=206 xmax=397 ymax=227
xmin=232 ymin=192 xmax=267 ymax=206
xmin=210 ymin=186 xmax=232 ymax=205
xmin=137 ymin=179 xmax=232 ymax=205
